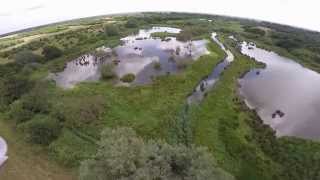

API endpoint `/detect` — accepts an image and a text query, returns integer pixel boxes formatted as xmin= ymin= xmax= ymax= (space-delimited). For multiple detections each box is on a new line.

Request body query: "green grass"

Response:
xmin=46 ymin=41 xmax=225 ymax=165
xmin=188 ymin=52 xmax=283 ymax=180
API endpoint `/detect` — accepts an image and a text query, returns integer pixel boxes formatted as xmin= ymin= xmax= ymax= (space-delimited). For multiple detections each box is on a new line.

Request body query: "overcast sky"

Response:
xmin=0 ymin=0 xmax=319 ymax=35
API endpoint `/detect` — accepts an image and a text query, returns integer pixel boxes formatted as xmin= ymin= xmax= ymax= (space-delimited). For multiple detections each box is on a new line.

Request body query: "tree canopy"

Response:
xmin=80 ymin=127 xmax=234 ymax=180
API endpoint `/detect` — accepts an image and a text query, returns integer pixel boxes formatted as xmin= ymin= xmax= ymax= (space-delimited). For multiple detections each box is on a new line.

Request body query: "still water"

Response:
xmin=51 ymin=27 xmax=209 ymax=88
xmin=239 ymin=42 xmax=320 ymax=140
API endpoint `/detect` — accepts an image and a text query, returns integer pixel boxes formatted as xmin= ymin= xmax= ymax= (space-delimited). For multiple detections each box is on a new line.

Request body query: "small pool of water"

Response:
xmin=239 ymin=42 xmax=320 ymax=140
xmin=51 ymin=27 xmax=209 ymax=88
xmin=0 ymin=137 xmax=8 ymax=167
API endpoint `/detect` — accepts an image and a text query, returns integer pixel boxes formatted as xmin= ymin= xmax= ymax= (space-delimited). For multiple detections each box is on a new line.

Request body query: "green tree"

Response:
xmin=0 ymin=75 xmax=31 ymax=111
xmin=21 ymin=114 xmax=61 ymax=145
xmin=101 ymin=63 xmax=117 ymax=80
xmin=80 ymin=127 xmax=234 ymax=180
xmin=125 ymin=18 xmax=139 ymax=28
xmin=120 ymin=73 xmax=135 ymax=83
xmin=14 ymin=50 xmax=42 ymax=64
xmin=42 ymin=45 xmax=62 ymax=60
xmin=104 ymin=25 xmax=119 ymax=36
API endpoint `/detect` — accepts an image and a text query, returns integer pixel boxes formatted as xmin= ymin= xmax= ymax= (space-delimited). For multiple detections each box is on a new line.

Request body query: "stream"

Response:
xmin=187 ymin=33 xmax=234 ymax=104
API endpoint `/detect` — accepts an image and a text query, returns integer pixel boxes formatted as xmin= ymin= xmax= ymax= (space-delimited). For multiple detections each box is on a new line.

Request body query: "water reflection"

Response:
xmin=239 ymin=42 xmax=320 ymax=140
xmin=51 ymin=27 xmax=209 ymax=88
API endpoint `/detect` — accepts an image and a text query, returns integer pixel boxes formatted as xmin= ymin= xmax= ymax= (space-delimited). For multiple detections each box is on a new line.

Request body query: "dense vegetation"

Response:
xmin=80 ymin=127 xmax=234 ymax=180
xmin=1 ymin=12 xmax=320 ymax=180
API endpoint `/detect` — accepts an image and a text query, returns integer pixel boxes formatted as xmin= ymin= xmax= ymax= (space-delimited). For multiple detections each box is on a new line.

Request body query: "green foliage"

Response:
xmin=9 ymin=82 xmax=50 ymax=123
xmin=104 ymin=24 xmax=119 ymax=36
xmin=9 ymin=100 xmax=34 ymax=123
xmin=49 ymin=129 xmax=97 ymax=166
xmin=153 ymin=61 xmax=161 ymax=70
xmin=120 ymin=73 xmax=135 ymax=83
xmin=21 ymin=114 xmax=61 ymax=145
xmin=151 ymin=32 xmax=177 ymax=40
xmin=0 ymin=74 xmax=31 ymax=111
xmin=52 ymin=95 xmax=106 ymax=130
xmin=188 ymin=52 xmax=282 ymax=180
xmin=42 ymin=45 xmax=63 ymax=60
xmin=243 ymin=26 xmax=266 ymax=36
xmin=177 ymin=26 xmax=209 ymax=41
xmin=79 ymin=127 xmax=234 ymax=180
xmin=125 ymin=18 xmax=139 ymax=28
xmin=101 ymin=63 xmax=117 ymax=80
xmin=14 ymin=50 xmax=42 ymax=64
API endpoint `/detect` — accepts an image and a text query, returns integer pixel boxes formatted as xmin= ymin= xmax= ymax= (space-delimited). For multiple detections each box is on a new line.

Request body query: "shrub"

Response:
xmin=22 ymin=114 xmax=61 ymax=145
xmin=120 ymin=73 xmax=135 ymax=83
xmin=22 ymin=82 xmax=50 ymax=114
xmin=42 ymin=45 xmax=62 ymax=60
xmin=177 ymin=30 xmax=193 ymax=41
xmin=177 ymin=26 xmax=208 ymax=41
xmin=0 ymin=74 xmax=31 ymax=111
xmin=153 ymin=62 xmax=162 ymax=70
xmin=79 ymin=127 xmax=234 ymax=180
xmin=125 ymin=18 xmax=139 ymax=28
xmin=101 ymin=63 xmax=117 ymax=80
xmin=54 ymin=95 xmax=106 ymax=129
xmin=243 ymin=26 xmax=266 ymax=36
xmin=9 ymin=101 xmax=34 ymax=124
xmin=14 ymin=50 xmax=42 ymax=64
xmin=104 ymin=25 xmax=119 ymax=36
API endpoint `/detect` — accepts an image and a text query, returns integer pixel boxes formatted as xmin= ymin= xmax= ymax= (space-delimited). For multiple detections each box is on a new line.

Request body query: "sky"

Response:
xmin=0 ymin=0 xmax=319 ymax=35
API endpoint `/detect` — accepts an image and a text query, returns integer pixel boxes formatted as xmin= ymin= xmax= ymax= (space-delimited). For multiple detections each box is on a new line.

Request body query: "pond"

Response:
xmin=0 ymin=137 xmax=8 ymax=167
xmin=51 ymin=27 xmax=209 ymax=88
xmin=187 ymin=33 xmax=234 ymax=104
xmin=239 ymin=42 xmax=320 ymax=140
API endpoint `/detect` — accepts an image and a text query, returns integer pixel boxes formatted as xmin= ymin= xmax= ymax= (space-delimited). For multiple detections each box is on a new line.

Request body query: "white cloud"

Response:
xmin=0 ymin=0 xmax=319 ymax=34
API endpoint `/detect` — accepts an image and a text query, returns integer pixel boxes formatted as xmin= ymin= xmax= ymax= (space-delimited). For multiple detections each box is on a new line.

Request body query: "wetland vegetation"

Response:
xmin=1 ymin=12 xmax=320 ymax=180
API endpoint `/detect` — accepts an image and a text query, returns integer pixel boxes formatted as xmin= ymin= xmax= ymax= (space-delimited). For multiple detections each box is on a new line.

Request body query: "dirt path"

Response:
xmin=0 ymin=119 xmax=76 ymax=180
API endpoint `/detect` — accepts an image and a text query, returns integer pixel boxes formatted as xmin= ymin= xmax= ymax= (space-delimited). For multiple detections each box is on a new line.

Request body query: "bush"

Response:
xmin=54 ymin=95 xmax=106 ymax=129
xmin=22 ymin=82 xmax=50 ymax=114
xmin=42 ymin=45 xmax=62 ymax=60
xmin=177 ymin=26 xmax=208 ymax=41
xmin=14 ymin=50 xmax=42 ymax=64
xmin=79 ymin=127 xmax=234 ymax=180
xmin=0 ymin=74 xmax=31 ymax=111
xmin=243 ymin=26 xmax=266 ymax=36
xmin=22 ymin=115 xmax=61 ymax=145
xmin=120 ymin=73 xmax=135 ymax=83
xmin=101 ymin=63 xmax=117 ymax=80
xmin=9 ymin=101 xmax=34 ymax=124
xmin=125 ymin=18 xmax=139 ymax=28
xmin=104 ymin=25 xmax=119 ymax=36
xmin=153 ymin=62 xmax=162 ymax=70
